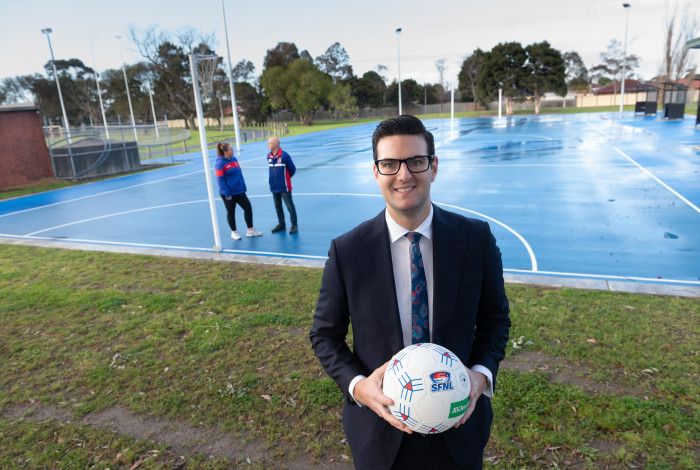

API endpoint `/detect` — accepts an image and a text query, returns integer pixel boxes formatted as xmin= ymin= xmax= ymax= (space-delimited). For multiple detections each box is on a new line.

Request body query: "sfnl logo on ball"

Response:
xmin=429 ymin=371 xmax=454 ymax=392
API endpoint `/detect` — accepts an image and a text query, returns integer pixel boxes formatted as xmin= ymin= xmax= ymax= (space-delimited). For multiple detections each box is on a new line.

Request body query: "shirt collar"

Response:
xmin=385 ymin=205 xmax=433 ymax=244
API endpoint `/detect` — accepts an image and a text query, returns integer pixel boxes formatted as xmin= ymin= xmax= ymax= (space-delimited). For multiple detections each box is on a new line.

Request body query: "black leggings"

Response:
xmin=220 ymin=193 xmax=253 ymax=231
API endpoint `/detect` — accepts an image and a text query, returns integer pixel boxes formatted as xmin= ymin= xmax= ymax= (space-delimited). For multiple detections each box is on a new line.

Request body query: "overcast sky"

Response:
xmin=2 ymin=0 xmax=698 ymax=84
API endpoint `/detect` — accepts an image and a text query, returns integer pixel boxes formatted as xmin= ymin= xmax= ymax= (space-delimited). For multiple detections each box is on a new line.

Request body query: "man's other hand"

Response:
xmin=453 ymin=369 xmax=487 ymax=428
xmin=354 ymin=361 xmax=412 ymax=434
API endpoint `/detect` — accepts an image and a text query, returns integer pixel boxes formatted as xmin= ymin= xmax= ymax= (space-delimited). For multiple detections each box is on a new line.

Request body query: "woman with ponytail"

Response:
xmin=214 ymin=142 xmax=262 ymax=240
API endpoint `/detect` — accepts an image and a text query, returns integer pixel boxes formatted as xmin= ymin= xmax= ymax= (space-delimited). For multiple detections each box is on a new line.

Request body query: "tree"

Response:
xmin=458 ymin=49 xmax=487 ymax=106
xmin=0 ymin=76 xmax=34 ymax=104
xmin=477 ymin=42 xmax=528 ymax=115
xmin=423 ymin=83 xmax=445 ymax=105
xmin=385 ymin=79 xmax=422 ymax=106
xmin=101 ymin=62 xmax=151 ymax=124
xmin=590 ymin=39 xmax=639 ymax=96
xmin=234 ymin=81 xmax=267 ymax=123
xmin=261 ymin=58 xmax=331 ymax=125
xmin=563 ymin=51 xmax=589 ymax=91
xmin=435 ymin=58 xmax=446 ymax=89
xmin=130 ymin=26 xmax=220 ymax=129
xmin=522 ymin=41 xmax=567 ymax=114
xmin=352 ymin=71 xmax=386 ymax=107
xmin=663 ymin=2 xmax=698 ymax=80
xmin=263 ymin=42 xmax=300 ymax=69
xmin=328 ymin=82 xmax=358 ymax=119
xmin=231 ymin=59 xmax=255 ymax=83
xmin=25 ymin=58 xmax=103 ymax=126
xmin=376 ymin=64 xmax=388 ymax=82
xmin=316 ymin=42 xmax=354 ymax=81
xmin=299 ymin=49 xmax=314 ymax=62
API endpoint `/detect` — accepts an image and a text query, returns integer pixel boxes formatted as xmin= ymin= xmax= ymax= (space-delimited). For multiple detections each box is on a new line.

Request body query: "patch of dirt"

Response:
xmin=501 ymin=351 xmax=649 ymax=397
xmin=4 ymin=403 xmax=73 ymax=422
xmin=81 ymin=406 xmax=259 ymax=462
xmin=589 ymin=440 xmax=622 ymax=455
xmin=3 ymin=403 xmax=352 ymax=468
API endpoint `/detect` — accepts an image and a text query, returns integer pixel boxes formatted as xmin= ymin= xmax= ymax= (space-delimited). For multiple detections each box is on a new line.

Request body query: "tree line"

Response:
xmin=0 ymin=6 xmax=695 ymax=126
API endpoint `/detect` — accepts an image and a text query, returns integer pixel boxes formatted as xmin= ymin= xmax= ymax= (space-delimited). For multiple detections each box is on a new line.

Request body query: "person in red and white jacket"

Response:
xmin=267 ymin=137 xmax=298 ymax=234
xmin=215 ymin=142 xmax=262 ymax=240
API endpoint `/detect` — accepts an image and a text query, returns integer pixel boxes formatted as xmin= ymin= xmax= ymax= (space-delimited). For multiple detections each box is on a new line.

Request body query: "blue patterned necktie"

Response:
xmin=405 ymin=232 xmax=429 ymax=344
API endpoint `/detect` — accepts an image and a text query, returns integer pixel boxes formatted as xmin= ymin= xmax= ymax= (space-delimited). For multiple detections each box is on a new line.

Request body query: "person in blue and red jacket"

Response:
xmin=267 ymin=136 xmax=298 ymax=234
xmin=215 ymin=142 xmax=262 ymax=240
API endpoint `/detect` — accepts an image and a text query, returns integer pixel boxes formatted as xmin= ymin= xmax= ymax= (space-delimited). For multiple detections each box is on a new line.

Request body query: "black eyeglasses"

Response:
xmin=375 ymin=155 xmax=434 ymax=175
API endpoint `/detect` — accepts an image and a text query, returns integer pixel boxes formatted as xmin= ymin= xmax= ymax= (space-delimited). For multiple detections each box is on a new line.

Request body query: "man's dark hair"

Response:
xmin=371 ymin=115 xmax=435 ymax=160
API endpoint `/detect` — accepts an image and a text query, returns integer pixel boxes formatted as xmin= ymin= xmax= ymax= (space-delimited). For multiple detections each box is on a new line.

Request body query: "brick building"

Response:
xmin=0 ymin=103 xmax=54 ymax=189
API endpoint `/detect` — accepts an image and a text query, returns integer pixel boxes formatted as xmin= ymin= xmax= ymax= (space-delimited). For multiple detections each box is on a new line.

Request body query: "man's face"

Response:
xmin=267 ymin=138 xmax=279 ymax=153
xmin=373 ymin=134 xmax=438 ymax=220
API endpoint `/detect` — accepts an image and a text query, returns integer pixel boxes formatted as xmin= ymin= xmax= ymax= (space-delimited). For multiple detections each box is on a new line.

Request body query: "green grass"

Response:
xmin=0 ymin=179 xmax=74 ymax=200
xmin=0 ymin=244 xmax=697 ymax=468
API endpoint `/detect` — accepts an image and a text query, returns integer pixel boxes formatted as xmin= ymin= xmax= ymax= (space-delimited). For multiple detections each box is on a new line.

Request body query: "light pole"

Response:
xmin=619 ymin=3 xmax=631 ymax=117
xmin=222 ymin=0 xmax=243 ymax=155
xmin=41 ymin=28 xmax=71 ymax=143
xmin=116 ymin=34 xmax=138 ymax=142
xmin=89 ymin=34 xmax=109 ymax=139
xmin=395 ymin=27 xmax=402 ymax=115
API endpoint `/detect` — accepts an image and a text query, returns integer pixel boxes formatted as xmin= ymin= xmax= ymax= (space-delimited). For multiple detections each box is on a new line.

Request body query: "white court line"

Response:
xmin=242 ymin=163 xmax=634 ymax=170
xmin=585 ymin=120 xmax=700 ymax=215
xmin=3 ymin=232 xmax=696 ymax=285
xmin=25 ymin=199 xmax=210 ymax=236
xmin=0 ymin=170 xmax=203 ymax=219
xmin=436 ymin=201 xmax=538 ymax=272
xmin=506 ymin=268 xmax=700 ymax=286
xmin=612 ymin=147 xmax=700 ymax=215
xmin=0 ymin=154 xmax=266 ymax=220
xmin=453 ymin=134 xmax=554 ymax=142
xmin=0 ymin=233 xmax=327 ymax=260
xmin=18 ymin=192 xmax=537 ymax=271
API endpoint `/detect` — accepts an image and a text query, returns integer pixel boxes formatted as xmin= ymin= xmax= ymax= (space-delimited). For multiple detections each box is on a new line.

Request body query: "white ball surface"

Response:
xmin=382 ymin=343 xmax=471 ymax=434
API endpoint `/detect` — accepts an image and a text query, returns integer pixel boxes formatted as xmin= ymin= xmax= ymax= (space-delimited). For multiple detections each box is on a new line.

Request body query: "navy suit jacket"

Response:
xmin=310 ymin=205 xmax=511 ymax=470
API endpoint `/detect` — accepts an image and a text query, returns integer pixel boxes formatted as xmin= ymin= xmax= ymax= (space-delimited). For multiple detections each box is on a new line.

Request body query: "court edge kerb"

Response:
xmin=1 ymin=236 xmax=698 ymax=298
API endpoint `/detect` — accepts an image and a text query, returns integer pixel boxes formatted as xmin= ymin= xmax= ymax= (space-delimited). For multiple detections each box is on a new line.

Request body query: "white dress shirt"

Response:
xmin=349 ymin=207 xmax=494 ymax=403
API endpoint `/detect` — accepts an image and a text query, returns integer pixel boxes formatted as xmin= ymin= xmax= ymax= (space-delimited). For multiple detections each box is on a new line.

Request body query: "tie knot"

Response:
xmin=405 ymin=231 xmax=422 ymax=245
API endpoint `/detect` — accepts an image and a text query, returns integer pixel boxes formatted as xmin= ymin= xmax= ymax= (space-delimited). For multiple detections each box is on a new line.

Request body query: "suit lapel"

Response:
xmin=360 ymin=210 xmax=404 ymax=353
xmin=432 ymin=205 xmax=466 ymax=344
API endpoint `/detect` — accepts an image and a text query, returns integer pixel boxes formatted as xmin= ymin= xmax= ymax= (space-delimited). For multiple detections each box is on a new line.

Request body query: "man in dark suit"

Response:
xmin=310 ymin=115 xmax=510 ymax=470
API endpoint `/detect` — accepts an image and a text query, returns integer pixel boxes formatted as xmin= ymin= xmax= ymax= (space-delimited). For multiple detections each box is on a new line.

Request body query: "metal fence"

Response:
xmin=44 ymin=124 xmax=191 ymax=180
xmin=44 ymin=124 xmax=279 ymax=181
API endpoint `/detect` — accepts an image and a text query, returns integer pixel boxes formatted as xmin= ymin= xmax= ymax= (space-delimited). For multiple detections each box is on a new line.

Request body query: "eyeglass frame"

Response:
xmin=374 ymin=155 xmax=435 ymax=175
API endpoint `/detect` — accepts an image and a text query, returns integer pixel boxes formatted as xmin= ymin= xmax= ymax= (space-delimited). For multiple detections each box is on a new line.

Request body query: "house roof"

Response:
xmin=0 ymin=102 xmax=38 ymax=113
xmin=593 ymin=79 xmax=652 ymax=95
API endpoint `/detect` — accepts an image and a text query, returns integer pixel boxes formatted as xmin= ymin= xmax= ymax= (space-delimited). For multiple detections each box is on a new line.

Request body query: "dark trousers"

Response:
xmin=220 ymin=193 xmax=253 ymax=231
xmin=272 ymin=191 xmax=297 ymax=226
xmin=391 ymin=433 xmax=483 ymax=470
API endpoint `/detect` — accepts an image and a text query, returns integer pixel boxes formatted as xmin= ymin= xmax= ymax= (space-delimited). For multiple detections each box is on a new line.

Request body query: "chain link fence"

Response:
xmin=44 ymin=124 xmax=280 ymax=181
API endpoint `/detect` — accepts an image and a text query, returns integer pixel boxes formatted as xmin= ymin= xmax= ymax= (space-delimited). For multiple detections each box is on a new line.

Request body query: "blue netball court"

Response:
xmin=1 ymin=112 xmax=698 ymax=286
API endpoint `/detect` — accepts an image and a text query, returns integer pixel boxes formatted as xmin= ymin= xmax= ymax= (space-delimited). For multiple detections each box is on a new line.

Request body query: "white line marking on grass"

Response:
xmin=612 ymin=147 xmax=700 ymax=215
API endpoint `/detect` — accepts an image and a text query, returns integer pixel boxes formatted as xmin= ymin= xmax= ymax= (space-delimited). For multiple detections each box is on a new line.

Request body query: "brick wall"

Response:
xmin=0 ymin=107 xmax=54 ymax=189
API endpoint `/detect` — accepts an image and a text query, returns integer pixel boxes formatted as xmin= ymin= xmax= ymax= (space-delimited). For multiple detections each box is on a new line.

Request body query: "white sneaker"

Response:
xmin=231 ymin=231 xmax=242 ymax=240
xmin=246 ymin=228 xmax=263 ymax=237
